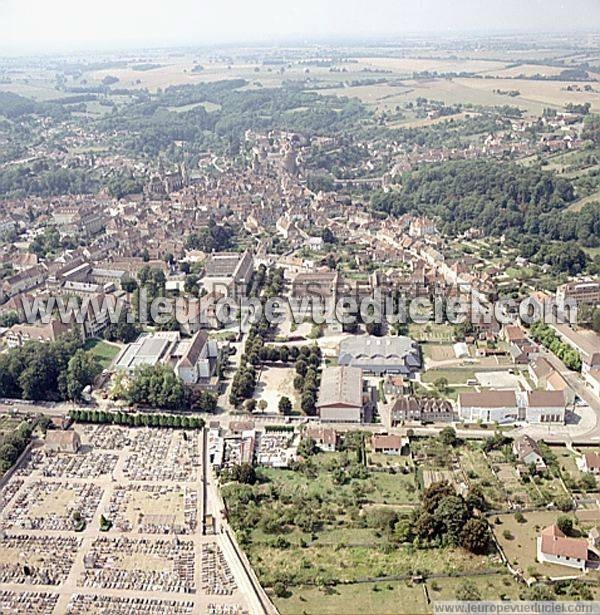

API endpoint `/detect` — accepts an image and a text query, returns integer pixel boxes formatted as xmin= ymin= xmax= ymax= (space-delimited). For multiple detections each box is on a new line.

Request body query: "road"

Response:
xmin=202 ymin=428 xmax=277 ymax=615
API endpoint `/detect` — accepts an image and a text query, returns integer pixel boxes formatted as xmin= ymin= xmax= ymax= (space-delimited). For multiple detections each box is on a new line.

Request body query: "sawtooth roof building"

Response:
xmin=338 ymin=335 xmax=421 ymax=376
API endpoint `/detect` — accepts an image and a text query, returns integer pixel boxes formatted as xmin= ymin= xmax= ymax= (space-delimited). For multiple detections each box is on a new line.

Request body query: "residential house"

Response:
xmin=513 ymin=435 xmax=546 ymax=471
xmin=537 ymin=525 xmax=591 ymax=571
xmin=370 ymin=434 xmax=409 ymax=456
xmin=306 ymin=427 xmax=339 ymax=452
xmin=580 ymin=452 xmax=600 ymax=475
xmin=383 ymin=375 xmax=410 ymax=397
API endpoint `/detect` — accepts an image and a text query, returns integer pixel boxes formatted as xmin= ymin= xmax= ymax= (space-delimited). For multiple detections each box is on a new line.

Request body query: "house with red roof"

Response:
xmin=537 ymin=525 xmax=592 ymax=571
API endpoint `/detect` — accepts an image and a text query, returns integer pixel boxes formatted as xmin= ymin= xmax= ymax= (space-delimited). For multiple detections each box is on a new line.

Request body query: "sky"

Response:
xmin=0 ymin=0 xmax=599 ymax=52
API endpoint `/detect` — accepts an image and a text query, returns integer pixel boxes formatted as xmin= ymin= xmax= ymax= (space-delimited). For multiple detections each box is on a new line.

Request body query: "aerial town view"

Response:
xmin=0 ymin=1 xmax=599 ymax=614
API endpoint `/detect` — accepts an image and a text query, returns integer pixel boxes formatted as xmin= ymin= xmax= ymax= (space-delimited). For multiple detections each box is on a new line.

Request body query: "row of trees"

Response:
xmin=0 ymin=333 xmax=100 ymax=402
xmin=69 ymin=408 xmax=205 ymax=429
xmin=229 ymin=267 xmax=286 ymax=408
xmin=529 ymin=321 xmax=582 ymax=371
xmin=293 ymin=349 xmax=321 ymax=416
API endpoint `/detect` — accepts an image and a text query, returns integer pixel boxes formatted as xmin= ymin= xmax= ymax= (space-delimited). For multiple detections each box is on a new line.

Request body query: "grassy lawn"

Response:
xmin=427 ymin=574 xmax=523 ymax=602
xmin=258 ymin=466 xmax=337 ymax=500
xmin=83 ymin=338 xmax=121 ymax=369
xmin=273 ymin=580 xmax=429 ymax=615
xmin=274 ymin=573 xmax=526 ymax=614
xmin=567 ymin=188 xmax=600 ymax=212
xmin=421 ymin=369 xmax=477 ymax=385
xmin=368 ymin=452 xmax=413 ymax=469
xmin=505 ymin=266 xmax=534 ymax=281
xmin=260 ymin=456 xmax=419 ymax=506
xmin=368 ymin=471 xmax=419 ymax=505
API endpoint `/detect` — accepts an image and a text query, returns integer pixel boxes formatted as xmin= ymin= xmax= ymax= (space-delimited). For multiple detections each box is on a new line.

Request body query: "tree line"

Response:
xmin=69 ymin=408 xmax=205 ymax=429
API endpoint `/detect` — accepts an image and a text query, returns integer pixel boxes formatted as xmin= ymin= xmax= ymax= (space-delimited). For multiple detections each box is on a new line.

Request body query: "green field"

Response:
xmin=421 ymin=369 xmax=478 ymax=385
xmin=273 ymin=572 xmax=526 ymax=614
xmin=83 ymin=338 xmax=121 ymax=369
xmin=274 ymin=580 xmax=429 ymax=615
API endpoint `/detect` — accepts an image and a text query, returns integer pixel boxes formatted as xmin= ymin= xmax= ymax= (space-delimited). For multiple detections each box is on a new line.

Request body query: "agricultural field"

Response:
xmin=354 ymin=57 xmax=509 ymax=75
xmin=322 ymin=74 xmax=600 ymax=115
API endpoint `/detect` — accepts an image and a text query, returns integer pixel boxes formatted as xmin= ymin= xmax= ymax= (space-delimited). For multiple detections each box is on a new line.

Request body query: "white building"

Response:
xmin=537 ymin=525 xmax=591 ymax=571
xmin=173 ymin=331 xmax=218 ymax=385
xmin=524 ymin=390 xmax=566 ymax=424
xmin=458 ymin=390 xmax=519 ymax=424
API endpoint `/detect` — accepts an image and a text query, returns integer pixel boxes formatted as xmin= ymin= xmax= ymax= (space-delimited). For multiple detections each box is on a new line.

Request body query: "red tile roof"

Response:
xmin=540 ymin=525 xmax=588 ymax=561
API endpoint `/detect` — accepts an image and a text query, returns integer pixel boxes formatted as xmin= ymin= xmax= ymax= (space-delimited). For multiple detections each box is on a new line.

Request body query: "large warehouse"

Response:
xmin=337 ymin=335 xmax=421 ymax=376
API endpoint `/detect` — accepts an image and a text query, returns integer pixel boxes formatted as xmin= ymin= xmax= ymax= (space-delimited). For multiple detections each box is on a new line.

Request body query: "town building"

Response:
xmin=458 ymin=390 xmax=519 ymax=424
xmin=556 ymin=280 xmax=600 ymax=307
xmin=316 ymin=366 xmax=373 ymax=423
xmin=173 ymin=331 xmax=219 ymax=386
xmin=113 ymin=332 xmax=180 ymax=372
xmin=337 ymin=335 xmax=421 ymax=376
xmin=5 ymin=320 xmax=72 ymax=348
xmin=525 ymin=390 xmax=566 ymax=424
xmin=388 ymin=396 xmax=455 ymax=425
xmin=201 ymin=251 xmax=254 ymax=298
